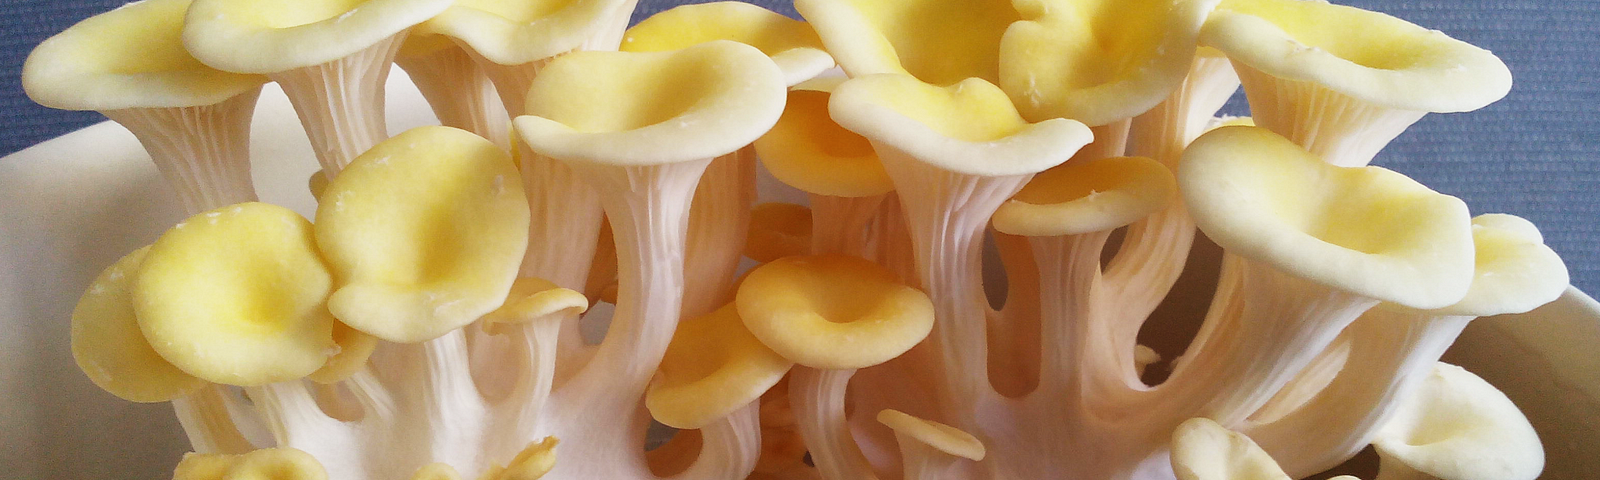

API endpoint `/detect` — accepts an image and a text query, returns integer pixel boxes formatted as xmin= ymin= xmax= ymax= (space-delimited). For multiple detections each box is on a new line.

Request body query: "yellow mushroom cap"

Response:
xmin=735 ymin=255 xmax=934 ymax=369
xmin=622 ymin=2 xmax=834 ymax=86
xmin=173 ymin=448 xmax=328 ymax=480
xmin=876 ymin=409 xmax=986 ymax=461
xmin=744 ymin=202 xmax=814 ymax=263
xmin=22 ymin=0 xmax=266 ymax=110
xmin=754 ymin=86 xmax=892 ymax=198
xmin=480 ymin=277 xmax=590 ymax=335
xmin=647 ymin=303 xmax=793 ymax=429
xmin=71 ymin=246 xmax=204 ymax=403
xmin=317 ymin=126 xmax=530 ymax=343
xmin=795 ymin=0 xmax=1018 ymax=86
xmin=992 ymin=156 xmax=1176 ymax=237
xmin=418 ymin=0 xmax=634 ymax=66
xmin=828 ymin=74 xmax=1092 ymax=177
xmin=999 ymin=0 xmax=1223 ymax=125
xmin=1200 ymin=0 xmax=1512 ymax=113
xmin=134 ymin=203 xmax=336 ymax=386
xmin=184 ymin=0 xmax=453 ymax=74
xmin=1384 ymin=214 xmax=1569 ymax=318
xmin=1170 ymin=418 xmax=1294 ymax=480
xmin=1372 ymin=363 xmax=1544 ymax=480
xmin=1179 ymin=126 xmax=1474 ymax=309
xmin=514 ymin=41 xmax=788 ymax=166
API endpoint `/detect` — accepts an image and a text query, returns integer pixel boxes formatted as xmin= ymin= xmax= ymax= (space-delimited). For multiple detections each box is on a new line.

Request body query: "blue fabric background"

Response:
xmin=3 ymin=0 xmax=1597 ymax=292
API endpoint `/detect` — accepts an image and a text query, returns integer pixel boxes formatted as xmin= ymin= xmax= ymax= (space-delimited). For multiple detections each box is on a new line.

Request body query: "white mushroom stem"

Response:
xmin=1110 ymin=54 xmax=1239 ymax=317
xmin=868 ymin=196 xmax=919 ymax=287
xmin=1028 ymin=230 xmax=1122 ymax=398
xmin=410 ymin=331 xmax=491 ymax=473
xmin=882 ymin=152 xmax=1028 ymax=418
xmin=100 ymin=87 xmax=263 ymax=213
xmin=272 ymin=33 xmax=405 ymax=176
xmin=678 ymin=402 xmax=764 ymax=480
xmin=1125 ymin=259 xmax=1377 ymax=426
xmin=171 ymin=385 xmax=256 ymax=454
xmin=682 ymin=146 xmax=758 ymax=319
xmin=492 ymin=316 xmax=567 ymax=456
xmin=540 ymin=159 xmax=761 ymax=479
xmin=1246 ymin=310 xmax=1472 ymax=477
xmin=395 ymin=45 xmax=510 ymax=150
xmin=988 ymin=231 xmax=1041 ymax=397
xmin=518 ymin=151 xmax=604 ymax=356
xmin=1234 ymin=64 xmax=1425 ymax=167
xmin=246 ymin=381 xmax=361 ymax=478
xmin=810 ymin=193 xmax=887 ymax=257
xmin=790 ymin=367 xmax=878 ymax=480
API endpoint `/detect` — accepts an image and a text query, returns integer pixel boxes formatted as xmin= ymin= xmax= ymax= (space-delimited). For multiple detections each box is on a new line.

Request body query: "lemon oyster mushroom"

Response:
xmin=39 ymin=1 xmax=1564 ymax=480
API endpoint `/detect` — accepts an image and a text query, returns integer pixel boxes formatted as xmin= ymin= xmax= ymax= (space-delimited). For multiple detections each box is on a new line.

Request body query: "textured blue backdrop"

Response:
xmin=3 ymin=0 xmax=1597 ymax=292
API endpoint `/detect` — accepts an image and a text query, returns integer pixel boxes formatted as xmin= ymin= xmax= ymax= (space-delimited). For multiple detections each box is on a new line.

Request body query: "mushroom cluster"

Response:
xmin=25 ymin=0 xmax=1566 ymax=479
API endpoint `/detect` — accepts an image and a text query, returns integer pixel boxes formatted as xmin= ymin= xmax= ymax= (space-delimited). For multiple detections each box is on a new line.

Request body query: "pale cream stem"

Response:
xmin=273 ymin=33 xmax=404 ymax=177
xmin=171 ymin=385 xmax=257 ymax=454
xmin=1248 ymin=311 xmax=1471 ymax=477
xmin=987 ymin=231 xmax=1041 ymax=397
xmin=882 ymin=153 xmax=1028 ymax=419
xmin=1120 ymin=260 xmax=1376 ymax=428
xmin=790 ymin=367 xmax=878 ymax=480
xmin=894 ymin=438 xmax=962 ymax=480
xmin=869 ymin=196 xmax=919 ymax=287
xmin=416 ymin=330 xmax=489 ymax=472
xmin=810 ymin=193 xmax=887 ymax=257
xmin=675 ymin=402 xmax=764 ymax=480
xmin=1028 ymin=231 xmax=1113 ymax=399
xmin=395 ymin=45 xmax=511 ymax=150
xmin=492 ymin=317 xmax=563 ymax=458
xmin=101 ymin=87 xmax=262 ymax=213
xmin=1234 ymin=63 xmax=1426 ymax=167
xmin=682 ymin=146 xmax=757 ymax=319
xmin=1107 ymin=55 xmax=1238 ymax=323
xmin=557 ymin=159 xmax=710 ymax=403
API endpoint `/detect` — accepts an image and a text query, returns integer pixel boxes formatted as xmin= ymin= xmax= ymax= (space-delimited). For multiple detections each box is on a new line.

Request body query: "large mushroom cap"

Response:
xmin=22 ymin=0 xmax=266 ymax=110
xmin=735 ymin=255 xmax=934 ymax=370
xmin=646 ymin=303 xmax=793 ymax=429
xmin=1179 ymin=126 xmax=1475 ymax=309
xmin=184 ymin=0 xmax=453 ymax=73
xmin=829 ymin=74 xmax=1092 ymax=177
xmin=513 ymin=40 xmax=788 ymax=166
xmin=71 ymin=246 xmax=204 ymax=402
xmin=621 ymin=1 xmax=834 ymax=86
xmin=134 ymin=203 xmax=336 ymax=386
xmin=1436 ymin=214 xmax=1569 ymax=317
xmin=754 ymin=81 xmax=892 ymax=198
xmin=317 ymin=126 xmax=530 ymax=344
xmin=1200 ymin=0 xmax=1512 ymax=113
xmin=992 ymin=155 xmax=1176 ymax=237
xmin=418 ymin=0 xmax=634 ymax=66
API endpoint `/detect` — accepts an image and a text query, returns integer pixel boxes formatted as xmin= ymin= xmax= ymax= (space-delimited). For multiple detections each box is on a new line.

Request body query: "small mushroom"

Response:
xmin=173 ymin=447 xmax=329 ymax=480
xmin=22 ymin=0 xmax=268 ymax=213
xmin=753 ymin=78 xmax=893 ymax=257
xmin=646 ymin=303 xmax=794 ymax=430
xmin=877 ymin=409 xmax=986 ymax=479
xmin=736 ymin=254 xmax=934 ymax=479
